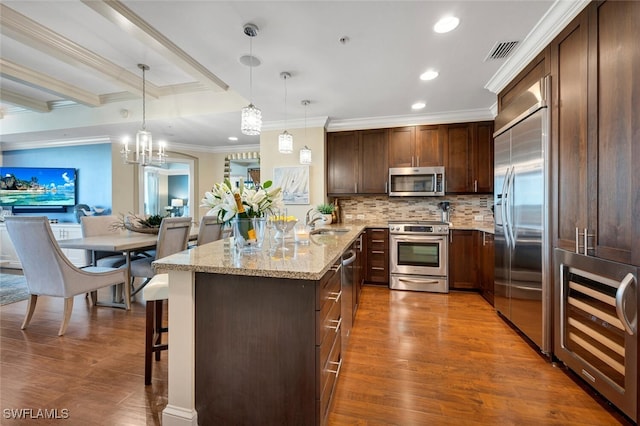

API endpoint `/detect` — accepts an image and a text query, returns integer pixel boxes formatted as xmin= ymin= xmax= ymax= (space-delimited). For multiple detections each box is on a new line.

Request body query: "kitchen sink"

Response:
xmin=310 ymin=228 xmax=350 ymax=236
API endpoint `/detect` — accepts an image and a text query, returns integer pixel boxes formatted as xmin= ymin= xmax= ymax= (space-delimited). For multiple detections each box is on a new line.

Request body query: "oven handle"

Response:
xmin=390 ymin=236 xmax=447 ymax=243
xmin=615 ymin=273 xmax=637 ymax=336
xmin=397 ymin=277 xmax=443 ymax=285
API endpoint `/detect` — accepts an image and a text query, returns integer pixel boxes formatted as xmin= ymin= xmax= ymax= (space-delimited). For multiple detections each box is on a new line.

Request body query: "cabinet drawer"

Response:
xmin=318 ymin=330 xmax=342 ymax=420
xmin=317 ymin=262 xmax=341 ymax=310
xmin=316 ymin=292 xmax=341 ymax=346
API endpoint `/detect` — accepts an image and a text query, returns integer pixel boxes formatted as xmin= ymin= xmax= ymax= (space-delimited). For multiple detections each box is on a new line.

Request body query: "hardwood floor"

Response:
xmin=0 ymin=285 xmax=631 ymax=425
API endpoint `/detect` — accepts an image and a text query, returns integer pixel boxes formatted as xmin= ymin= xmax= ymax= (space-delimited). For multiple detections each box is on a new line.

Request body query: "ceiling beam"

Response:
xmin=0 ymin=88 xmax=51 ymax=113
xmin=81 ymin=0 xmax=229 ymax=92
xmin=0 ymin=59 xmax=102 ymax=107
xmin=0 ymin=3 xmax=160 ymax=99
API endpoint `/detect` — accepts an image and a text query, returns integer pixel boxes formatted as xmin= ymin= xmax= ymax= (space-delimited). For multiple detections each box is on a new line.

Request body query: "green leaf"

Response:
xmin=262 ymin=180 xmax=272 ymax=189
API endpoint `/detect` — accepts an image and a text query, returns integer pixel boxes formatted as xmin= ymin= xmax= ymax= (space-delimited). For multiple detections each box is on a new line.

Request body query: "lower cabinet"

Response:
xmin=479 ymin=231 xmax=495 ymax=305
xmin=449 ymin=229 xmax=479 ymax=290
xmin=0 ymin=223 xmax=88 ymax=268
xmin=365 ymin=228 xmax=389 ymax=284
xmin=194 ymin=263 xmax=342 ymax=425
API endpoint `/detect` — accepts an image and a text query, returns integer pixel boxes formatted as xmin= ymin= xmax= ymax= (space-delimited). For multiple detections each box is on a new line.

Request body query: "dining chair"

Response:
xmin=143 ymin=216 xmax=224 ymax=384
xmin=80 ymin=215 xmax=129 ymax=267
xmin=197 ymin=215 xmax=223 ymax=245
xmin=4 ymin=216 xmax=128 ymax=336
xmin=129 ymin=217 xmax=192 ymax=297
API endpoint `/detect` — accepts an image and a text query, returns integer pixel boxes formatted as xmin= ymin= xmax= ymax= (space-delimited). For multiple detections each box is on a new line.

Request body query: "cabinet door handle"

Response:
xmin=328 ymin=318 xmax=342 ymax=333
xmin=371 ymin=266 xmax=385 ymax=270
xmin=327 ymin=358 xmax=343 ymax=376
xmin=474 ymin=179 xmax=478 ymax=192
xmin=385 ymin=181 xmax=388 ymax=194
xmin=371 ymin=239 xmax=385 ymax=243
xmin=328 ymin=290 xmax=342 ymax=303
xmin=615 ymin=273 xmax=637 ymax=336
xmin=371 ymin=250 xmax=385 ymax=254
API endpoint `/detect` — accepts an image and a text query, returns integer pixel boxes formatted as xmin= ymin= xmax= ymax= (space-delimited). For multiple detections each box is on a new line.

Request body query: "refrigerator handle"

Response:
xmin=506 ymin=166 xmax=516 ymax=247
xmin=500 ymin=166 xmax=511 ymax=248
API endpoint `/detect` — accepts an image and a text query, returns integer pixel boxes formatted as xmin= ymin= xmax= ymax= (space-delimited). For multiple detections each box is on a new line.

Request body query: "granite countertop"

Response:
xmin=153 ymin=224 xmax=365 ymax=281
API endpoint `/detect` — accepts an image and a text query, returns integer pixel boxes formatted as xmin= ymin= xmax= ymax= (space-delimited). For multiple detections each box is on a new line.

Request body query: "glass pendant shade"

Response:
xmin=278 ymin=131 xmax=293 ymax=153
xmin=299 ymin=146 xmax=312 ymax=164
xmin=241 ymin=104 xmax=262 ymax=135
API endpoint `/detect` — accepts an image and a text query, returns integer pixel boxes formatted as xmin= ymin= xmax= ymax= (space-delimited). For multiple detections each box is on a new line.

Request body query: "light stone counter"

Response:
xmin=450 ymin=222 xmax=495 ymax=234
xmin=153 ymin=224 xmax=365 ymax=280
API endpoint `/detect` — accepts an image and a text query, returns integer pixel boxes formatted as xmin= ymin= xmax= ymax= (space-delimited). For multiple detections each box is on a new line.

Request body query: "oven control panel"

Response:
xmin=388 ymin=222 xmax=449 ymax=235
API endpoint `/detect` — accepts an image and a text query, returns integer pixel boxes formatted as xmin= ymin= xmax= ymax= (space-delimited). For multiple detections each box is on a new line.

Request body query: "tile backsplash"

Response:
xmin=336 ymin=195 xmax=494 ymax=225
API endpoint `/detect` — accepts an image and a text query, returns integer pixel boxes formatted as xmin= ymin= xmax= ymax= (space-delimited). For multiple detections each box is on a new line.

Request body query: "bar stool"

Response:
xmin=143 ymin=273 xmax=169 ymax=385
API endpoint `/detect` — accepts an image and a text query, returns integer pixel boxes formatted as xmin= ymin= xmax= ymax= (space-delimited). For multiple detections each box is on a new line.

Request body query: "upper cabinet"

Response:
xmin=328 ymin=121 xmax=493 ymax=196
xmin=327 ymin=129 xmax=388 ymax=195
xmin=549 ymin=0 xmax=640 ymax=266
xmin=445 ymin=121 xmax=494 ymax=194
xmin=388 ymin=125 xmax=445 ymax=168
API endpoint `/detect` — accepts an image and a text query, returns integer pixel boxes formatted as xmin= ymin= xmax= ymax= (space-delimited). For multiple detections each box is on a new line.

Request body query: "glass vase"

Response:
xmin=232 ymin=217 xmax=266 ymax=252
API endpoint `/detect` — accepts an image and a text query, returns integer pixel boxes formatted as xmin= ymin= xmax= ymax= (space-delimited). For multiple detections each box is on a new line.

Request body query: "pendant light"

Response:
xmin=121 ymin=64 xmax=166 ymax=166
xmin=278 ymin=72 xmax=293 ymax=153
xmin=299 ymin=100 xmax=312 ymax=164
xmin=241 ymin=23 xmax=262 ymax=136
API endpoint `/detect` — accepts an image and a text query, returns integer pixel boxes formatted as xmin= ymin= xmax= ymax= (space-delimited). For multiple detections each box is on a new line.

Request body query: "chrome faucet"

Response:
xmin=305 ymin=208 xmax=324 ymax=229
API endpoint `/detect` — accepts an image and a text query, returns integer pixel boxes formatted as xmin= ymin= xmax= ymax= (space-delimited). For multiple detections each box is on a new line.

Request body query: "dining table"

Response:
xmin=58 ymin=229 xmax=197 ymax=310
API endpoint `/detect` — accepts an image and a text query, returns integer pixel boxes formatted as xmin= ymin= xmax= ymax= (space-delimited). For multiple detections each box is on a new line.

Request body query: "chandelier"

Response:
xmin=121 ymin=64 xmax=166 ymax=166
xmin=241 ymin=23 xmax=262 ymax=136
xmin=278 ymin=72 xmax=293 ymax=154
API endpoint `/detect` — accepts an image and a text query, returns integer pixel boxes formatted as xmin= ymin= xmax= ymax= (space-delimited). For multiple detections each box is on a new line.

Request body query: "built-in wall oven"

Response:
xmin=554 ymin=248 xmax=637 ymax=422
xmin=389 ymin=221 xmax=449 ymax=293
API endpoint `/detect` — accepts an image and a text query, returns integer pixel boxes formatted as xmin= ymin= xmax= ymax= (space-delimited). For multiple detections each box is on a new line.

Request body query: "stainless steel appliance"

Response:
xmin=389 ymin=221 xmax=449 ymax=293
xmin=341 ymin=246 xmax=357 ymax=349
xmin=554 ymin=248 xmax=637 ymax=422
xmin=494 ymin=76 xmax=552 ymax=354
xmin=388 ymin=166 xmax=445 ymax=196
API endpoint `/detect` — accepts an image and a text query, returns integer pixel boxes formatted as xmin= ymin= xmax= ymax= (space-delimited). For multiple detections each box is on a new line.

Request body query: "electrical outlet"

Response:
xmin=345 ymin=214 xmax=353 ymax=220
xmin=356 ymin=214 xmax=365 ymax=220
xmin=474 ymin=215 xmax=484 ymax=221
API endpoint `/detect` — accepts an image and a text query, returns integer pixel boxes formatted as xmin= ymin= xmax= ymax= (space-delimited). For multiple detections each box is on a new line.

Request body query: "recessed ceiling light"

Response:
xmin=420 ymin=70 xmax=439 ymax=81
xmin=412 ymin=102 xmax=426 ymax=110
xmin=434 ymin=16 xmax=459 ymax=33
xmin=228 ymin=136 xmax=238 ymax=141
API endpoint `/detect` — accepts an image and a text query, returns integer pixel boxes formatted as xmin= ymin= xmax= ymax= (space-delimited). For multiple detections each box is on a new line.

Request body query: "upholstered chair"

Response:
xmin=4 ymin=216 xmax=128 ymax=336
xmin=129 ymin=217 xmax=191 ymax=297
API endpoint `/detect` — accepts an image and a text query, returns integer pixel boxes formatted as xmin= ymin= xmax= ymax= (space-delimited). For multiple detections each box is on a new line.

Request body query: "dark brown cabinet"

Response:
xmin=479 ymin=231 xmax=495 ymax=305
xmin=388 ymin=125 xmax=445 ymax=168
xmin=326 ymin=129 xmax=388 ymax=195
xmin=448 ymin=229 xmax=478 ymax=290
xmin=365 ymin=228 xmax=389 ymax=284
xmin=550 ymin=0 xmax=640 ymax=266
xmin=445 ymin=121 xmax=494 ymax=194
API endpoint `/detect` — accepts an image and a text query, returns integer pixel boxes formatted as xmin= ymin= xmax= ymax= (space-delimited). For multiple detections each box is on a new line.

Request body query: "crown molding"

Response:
xmin=485 ymin=0 xmax=590 ymax=94
xmin=0 ymin=136 xmax=111 ymax=151
xmin=261 ymin=116 xmax=330 ymax=131
xmin=81 ymin=0 xmax=228 ymax=92
xmin=1 ymin=59 xmax=101 ymax=107
xmin=0 ymin=3 xmax=160 ymax=98
xmin=0 ymin=88 xmax=51 ymax=113
xmin=326 ymin=108 xmax=494 ymax=132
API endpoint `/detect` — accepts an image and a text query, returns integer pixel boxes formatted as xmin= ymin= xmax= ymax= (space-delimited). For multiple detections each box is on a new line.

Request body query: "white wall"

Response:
xmin=259 ymin=126 xmax=326 ymax=222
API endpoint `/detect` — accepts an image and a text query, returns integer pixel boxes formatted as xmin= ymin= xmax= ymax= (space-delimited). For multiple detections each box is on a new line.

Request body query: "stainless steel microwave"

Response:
xmin=388 ymin=166 xmax=445 ymax=196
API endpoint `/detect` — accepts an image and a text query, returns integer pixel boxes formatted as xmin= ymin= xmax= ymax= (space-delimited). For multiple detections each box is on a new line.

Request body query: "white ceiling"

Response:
xmin=0 ymin=0 xmax=588 ymax=153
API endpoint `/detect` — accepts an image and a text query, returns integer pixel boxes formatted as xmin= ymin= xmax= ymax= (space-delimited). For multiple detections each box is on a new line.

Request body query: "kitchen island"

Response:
xmin=153 ymin=225 xmax=364 ymax=426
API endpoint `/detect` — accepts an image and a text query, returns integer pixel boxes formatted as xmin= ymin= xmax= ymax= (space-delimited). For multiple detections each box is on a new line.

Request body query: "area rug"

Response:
xmin=0 ymin=273 xmax=29 ymax=306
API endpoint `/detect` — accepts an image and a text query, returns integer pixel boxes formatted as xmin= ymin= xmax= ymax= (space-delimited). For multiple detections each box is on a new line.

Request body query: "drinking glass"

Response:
xmin=273 ymin=209 xmax=289 ymax=252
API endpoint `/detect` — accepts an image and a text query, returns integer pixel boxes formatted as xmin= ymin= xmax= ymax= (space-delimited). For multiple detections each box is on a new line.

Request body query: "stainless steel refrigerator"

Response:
xmin=493 ymin=76 xmax=551 ymax=354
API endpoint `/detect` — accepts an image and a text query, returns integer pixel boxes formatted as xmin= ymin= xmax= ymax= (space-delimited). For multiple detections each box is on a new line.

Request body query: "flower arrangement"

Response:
xmin=200 ymin=179 xmax=283 ymax=224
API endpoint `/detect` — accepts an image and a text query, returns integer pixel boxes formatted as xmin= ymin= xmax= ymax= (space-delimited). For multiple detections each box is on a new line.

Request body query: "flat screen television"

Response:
xmin=0 ymin=167 xmax=77 ymax=207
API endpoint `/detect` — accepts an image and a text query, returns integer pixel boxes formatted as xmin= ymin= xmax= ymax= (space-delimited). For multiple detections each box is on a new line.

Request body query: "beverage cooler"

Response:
xmin=554 ymin=248 xmax=637 ymax=422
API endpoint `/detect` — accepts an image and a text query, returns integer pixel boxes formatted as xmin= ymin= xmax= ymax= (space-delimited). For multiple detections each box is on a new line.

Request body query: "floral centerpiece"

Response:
xmin=200 ymin=179 xmax=284 ymax=224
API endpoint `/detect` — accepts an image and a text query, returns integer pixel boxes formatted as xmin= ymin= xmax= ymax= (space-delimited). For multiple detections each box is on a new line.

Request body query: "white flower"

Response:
xmin=200 ymin=179 xmax=282 ymax=224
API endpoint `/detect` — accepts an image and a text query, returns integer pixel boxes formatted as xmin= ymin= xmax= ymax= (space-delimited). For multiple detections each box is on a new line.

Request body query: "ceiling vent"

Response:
xmin=485 ymin=41 xmax=520 ymax=61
